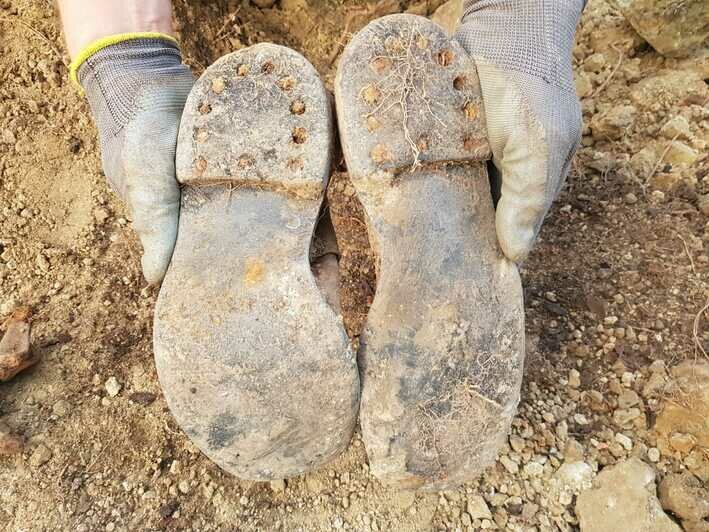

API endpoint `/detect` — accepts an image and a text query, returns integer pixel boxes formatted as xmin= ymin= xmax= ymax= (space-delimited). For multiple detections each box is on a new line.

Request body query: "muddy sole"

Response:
xmin=335 ymin=15 xmax=525 ymax=490
xmin=154 ymin=44 xmax=359 ymax=480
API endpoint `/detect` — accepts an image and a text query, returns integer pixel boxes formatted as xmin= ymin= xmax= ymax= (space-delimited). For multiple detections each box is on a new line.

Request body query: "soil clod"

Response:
xmin=290 ymin=99 xmax=306 ymax=115
xmin=292 ymin=127 xmax=308 ymax=144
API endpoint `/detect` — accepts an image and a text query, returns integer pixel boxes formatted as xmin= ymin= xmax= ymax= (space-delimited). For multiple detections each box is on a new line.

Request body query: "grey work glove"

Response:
xmin=77 ymin=37 xmax=194 ymax=284
xmin=456 ymin=0 xmax=584 ymax=262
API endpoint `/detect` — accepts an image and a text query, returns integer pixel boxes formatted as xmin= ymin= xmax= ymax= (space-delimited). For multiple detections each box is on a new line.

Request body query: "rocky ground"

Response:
xmin=0 ymin=0 xmax=707 ymax=531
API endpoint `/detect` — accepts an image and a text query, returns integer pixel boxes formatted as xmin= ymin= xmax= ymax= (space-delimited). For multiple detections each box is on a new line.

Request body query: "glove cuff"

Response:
xmin=458 ymin=0 xmax=585 ymax=93
xmin=69 ymin=32 xmax=179 ymax=86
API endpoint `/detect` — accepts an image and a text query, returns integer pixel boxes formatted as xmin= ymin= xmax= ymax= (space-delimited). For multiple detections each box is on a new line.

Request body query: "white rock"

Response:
xmin=104 ymin=377 xmax=121 ymax=397
xmin=648 ymin=447 xmax=661 ymax=462
xmin=574 ymin=413 xmax=589 ymax=425
xmin=568 ymin=369 xmax=581 ymax=389
xmin=615 ymin=433 xmax=633 ymax=451
xmin=554 ymin=461 xmax=594 ymax=493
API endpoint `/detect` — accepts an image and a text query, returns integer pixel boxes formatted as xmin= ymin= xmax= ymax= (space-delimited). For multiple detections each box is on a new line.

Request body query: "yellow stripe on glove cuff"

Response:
xmin=69 ymin=32 xmax=179 ymax=86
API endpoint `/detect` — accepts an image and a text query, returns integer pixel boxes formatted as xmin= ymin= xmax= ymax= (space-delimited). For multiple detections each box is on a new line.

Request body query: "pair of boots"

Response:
xmin=154 ymin=14 xmax=524 ymax=491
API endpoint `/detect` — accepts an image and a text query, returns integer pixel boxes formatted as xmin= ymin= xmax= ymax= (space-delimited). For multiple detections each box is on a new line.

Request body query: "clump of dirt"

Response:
xmin=1 ymin=0 xmax=707 ymax=531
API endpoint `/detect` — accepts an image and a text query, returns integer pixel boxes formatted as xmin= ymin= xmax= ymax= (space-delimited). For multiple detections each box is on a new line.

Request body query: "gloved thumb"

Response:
xmin=473 ymin=61 xmax=551 ymax=263
xmin=122 ymin=108 xmax=184 ymax=285
xmin=128 ymin=179 xmax=180 ymax=285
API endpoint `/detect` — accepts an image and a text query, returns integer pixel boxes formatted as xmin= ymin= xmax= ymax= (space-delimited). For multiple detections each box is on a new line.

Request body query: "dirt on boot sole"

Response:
xmin=154 ymin=44 xmax=360 ymax=481
xmin=335 ymin=14 xmax=525 ymax=490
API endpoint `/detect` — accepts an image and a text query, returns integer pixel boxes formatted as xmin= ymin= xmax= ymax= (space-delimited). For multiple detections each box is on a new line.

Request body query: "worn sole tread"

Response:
xmin=155 ymin=44 xmax=359 ymax=480
xmin=335 ymin=15 xmax=525 ymax=491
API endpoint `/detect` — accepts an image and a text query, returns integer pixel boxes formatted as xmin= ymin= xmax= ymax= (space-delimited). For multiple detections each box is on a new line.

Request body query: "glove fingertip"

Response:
xmin=141 ymin=246 xmax=171 ymax=286
xmin=496 ymin=218 xmax=536 ymax=264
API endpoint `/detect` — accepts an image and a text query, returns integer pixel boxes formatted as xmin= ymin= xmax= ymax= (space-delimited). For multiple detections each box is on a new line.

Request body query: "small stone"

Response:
xmin=574 ymin=413 xmax=589 ymax=425
xmin=35 ymin=254 xmax=50 ymax=272
xmin=524 ymin=462 xmax=544 ymax=477
xmin=556 ymin=420 xmax=569 ymax=440
xmin=618 ymin=389 xmax=640 ymax=409
xmin=467 ymin=495 xmax=492 ymax=520
xmin=251 ymin=0 xmax=276 ymax=7
xmin=614 ymin=407 xmax=642 ymax=427
xmin=568 ymin=369 xmax=581 ymax=389
xmin=104 ymin=377 xmax=121 ymax=397
xmin=169 ymin=460 xmax=181 ymax=475
xmin=625 ymin=192 xmax=638 ymax=204
xmin=590 ymin=105 xmax=637 ymax=140
xmin=499 ymin=455 xmax=519 ymax=474
xmin=615 ymin=433 xmax=633 ymax=451
xmin=52 ymin=399 xmax=71 ymax=417
xmin=630 ymin=147 xmax=657 ymax=179
xmin=93 ymin=207 xmax=110 ymax=224
xmin=642 ymin=371 xmax=667 ymax=398
xmin=564 ymin=438 xmax=585 ymax=462
xmin=2 ymin=128 xmax=17 ymax=144
xmin=648 ymin=447 xmax=661 ymax=462
xmin=553 ymin=461 xmax=594 ymax=493
xmin=583 ymin=52 xmax=607 ymax=73
xmin=29 ymin=444 xmax=52 ymax=467
xmin=178 ymin=480 xmax=190 ymax=494
xmin=575 ymin=73 xmax=593 ymax=98
xmin=509 ymin=435 xmax=525 ymax=453
xmin=660 ymin=116 xmax=692 ymax=140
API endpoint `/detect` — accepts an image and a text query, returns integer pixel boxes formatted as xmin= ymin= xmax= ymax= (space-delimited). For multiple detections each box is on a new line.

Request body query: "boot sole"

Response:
xmin=154 ymin=44 xmax=359 ymax=480
xmin=335 ymin=14 xmax=525 ymax=490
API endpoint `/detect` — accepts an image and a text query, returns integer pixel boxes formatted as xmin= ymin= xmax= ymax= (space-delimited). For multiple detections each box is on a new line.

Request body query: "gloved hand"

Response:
xmin=73 ymin=36 xmax=194 ymax=284
xmin=456 ymin=0 xmax=584 ymax=262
